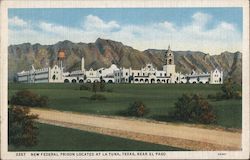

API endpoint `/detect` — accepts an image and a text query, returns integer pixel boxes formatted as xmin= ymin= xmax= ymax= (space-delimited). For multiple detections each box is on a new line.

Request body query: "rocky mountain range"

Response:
xmin=8 ymin=38 xmax=242 ymax=83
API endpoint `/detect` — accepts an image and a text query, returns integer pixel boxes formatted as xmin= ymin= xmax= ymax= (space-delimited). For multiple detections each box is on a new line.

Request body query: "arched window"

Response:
xmin=72 ymin=79 xmax=77 ymax=83
xmin=64 ymin=79 xmax=69 ymax=83
xmin=168 ymin=59 xmax=172 ymax=65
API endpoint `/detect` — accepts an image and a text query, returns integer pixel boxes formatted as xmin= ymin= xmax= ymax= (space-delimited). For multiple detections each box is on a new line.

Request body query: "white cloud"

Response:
xmin=9 ymin=12 xmax=242 ymax=55
xmin=219 ymin=21 xmax=235 ymax=31
xmin=158 ymin=21 xmax=176 ymax=32
xmin=83 ymin=15 xmax=120 ymax=31
xmin=192 ymin=12 xmax=212 ymax=27
xmin=9 ymin=16 xmax=28 ymax=27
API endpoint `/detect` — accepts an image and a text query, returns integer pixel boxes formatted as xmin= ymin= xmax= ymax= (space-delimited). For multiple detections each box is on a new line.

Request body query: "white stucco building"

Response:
xmin=16 ymin=46 xmax=223 ymax=84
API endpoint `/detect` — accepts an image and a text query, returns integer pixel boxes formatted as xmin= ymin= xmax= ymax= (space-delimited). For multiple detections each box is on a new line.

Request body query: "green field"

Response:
xmin=8 ymin=83 xmax=242 ymax=128
xmin=9 ymin=122 xmax=184 ymax=151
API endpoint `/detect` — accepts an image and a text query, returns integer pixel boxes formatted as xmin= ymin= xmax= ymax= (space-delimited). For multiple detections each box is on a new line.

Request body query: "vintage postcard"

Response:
xmin=0 ymin=0 xmax=249 ymax=159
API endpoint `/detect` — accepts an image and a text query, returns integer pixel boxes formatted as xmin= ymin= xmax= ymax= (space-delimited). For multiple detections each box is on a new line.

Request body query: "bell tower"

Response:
xmin=163 ymin=45 xmax=176 ymax=77
xmin=165 ymin=45 xmax=174 ymax=65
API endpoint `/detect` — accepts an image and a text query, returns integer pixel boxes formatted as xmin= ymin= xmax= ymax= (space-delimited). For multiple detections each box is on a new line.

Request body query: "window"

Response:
xmin=168 ymin=59 xmax=172 ymax=64
xmin=126 ymin=72 xmax=128 ymax=76
xmin=138 ymin=73 xmax=139 ymax=76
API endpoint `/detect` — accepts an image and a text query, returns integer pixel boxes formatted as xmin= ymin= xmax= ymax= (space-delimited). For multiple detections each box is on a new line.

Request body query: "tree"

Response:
xmin=92 ymin=82 xmax=99 ymax=95
xmin=8 ymin=106 xmax=38 ymax=147
xmin=10 ymin=90 xmax=48 ymax=107
xmin=127 ymin=101 xmax=149 ymax=117
xmin=172 ymin=94 xmax=216 ymax=124
xmin=221 ymin=78 xmax=237 ymax=99
xmin=100 ymin=77 xmax=106 ymax=92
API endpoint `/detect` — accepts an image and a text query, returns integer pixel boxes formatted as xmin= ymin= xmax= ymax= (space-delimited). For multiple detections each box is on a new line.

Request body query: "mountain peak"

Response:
xmin=95 ymin=38 xmax=123 ymax=45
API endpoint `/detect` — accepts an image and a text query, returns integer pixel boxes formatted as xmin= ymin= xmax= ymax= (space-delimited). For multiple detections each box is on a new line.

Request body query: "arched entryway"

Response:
xmin=151 ymin=79 xmax=155 ymax=83
xmin=167 ymin=79 xmax=170 ymax=83
xmin=64 ymin=79 xmax=69 ymax=83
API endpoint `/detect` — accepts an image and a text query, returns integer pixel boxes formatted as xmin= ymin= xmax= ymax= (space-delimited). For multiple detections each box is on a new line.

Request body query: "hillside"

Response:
xmin=8 ymin=38 xmax=242 ymax=83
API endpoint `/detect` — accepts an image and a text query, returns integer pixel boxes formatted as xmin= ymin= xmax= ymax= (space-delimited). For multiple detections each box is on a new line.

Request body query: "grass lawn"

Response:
xmin=9 ymin=122 xmax=184 ymax=151
xmin=8 ymin=83 xmax=242 ymax=128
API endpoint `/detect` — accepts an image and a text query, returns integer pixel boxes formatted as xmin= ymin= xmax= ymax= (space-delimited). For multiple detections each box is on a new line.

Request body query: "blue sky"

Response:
xmin=8 ymin=8 xmax=242 ymax=54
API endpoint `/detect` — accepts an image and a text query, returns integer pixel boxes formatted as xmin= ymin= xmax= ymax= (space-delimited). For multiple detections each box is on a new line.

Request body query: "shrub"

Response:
xmin=10 ymin=90 xmax=48 ymax=107
xmin=100 ymin=81 xmax=106 ymax=92
xmin=234 ymin=91 xmax=242 ymax=99
xmin=221 ymin=78 xmax=238 ymax=99
xmin=38 ymin=96 xmax=49 ymax=107
xmin=90 ymin=94 xmax=106 ymax=101
xmin=207 ymin=78 xmax=241 ymax=100
xmin=172 ymin=94 xmax=216 ymax=124
xmin=8 ymin=105 xmax=38 ymax=147
xmin=92 ymin=82 xmax=100 ymax=94
xmin=126 ymin=101 xmax=149 ymax=117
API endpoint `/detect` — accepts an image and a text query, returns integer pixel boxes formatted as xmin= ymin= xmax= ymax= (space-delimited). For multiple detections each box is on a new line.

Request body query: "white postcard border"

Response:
xmin=1 ymin=0 xmax=249 ymax=159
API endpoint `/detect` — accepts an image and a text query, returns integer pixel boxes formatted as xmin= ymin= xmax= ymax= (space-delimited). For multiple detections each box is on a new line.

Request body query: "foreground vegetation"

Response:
xmin=8 ymin=83 xmax=242 ymax=128
xmin=8 ymin=106 xmax=38 ymax=147
xmin=9 ymin=122 xmax=184 ymax=151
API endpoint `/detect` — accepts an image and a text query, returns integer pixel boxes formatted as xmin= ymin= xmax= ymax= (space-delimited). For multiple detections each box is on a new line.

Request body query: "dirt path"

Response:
xmin=30 ymin=108 xmax=241 ymax=151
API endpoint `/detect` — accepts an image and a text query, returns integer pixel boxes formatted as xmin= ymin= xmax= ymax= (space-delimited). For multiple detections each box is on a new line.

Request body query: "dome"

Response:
xmin=58 ymin=50 xmax=65 ymax=59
